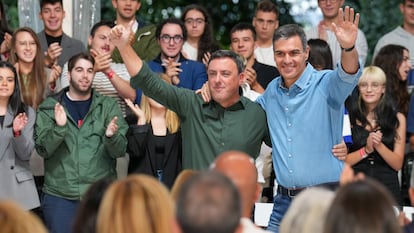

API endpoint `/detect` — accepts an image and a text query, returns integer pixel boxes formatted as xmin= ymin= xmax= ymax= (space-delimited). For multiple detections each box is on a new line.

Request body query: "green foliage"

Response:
xmin=346 ymin=0 xmax=402 ymax=64
xmin=2 ymin=0 xmax=405 ymax=61
xmin=102 ymin=0 xmax=295 ymax=48
xmin=3 ymin=0 xmax=18 ymax=29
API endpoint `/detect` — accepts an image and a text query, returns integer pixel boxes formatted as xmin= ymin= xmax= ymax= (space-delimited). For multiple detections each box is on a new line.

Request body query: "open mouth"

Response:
xmin=101 ymin=46 xmax=110 ymax=53
xmin=47 ymin=19 xmax=59 ymax=26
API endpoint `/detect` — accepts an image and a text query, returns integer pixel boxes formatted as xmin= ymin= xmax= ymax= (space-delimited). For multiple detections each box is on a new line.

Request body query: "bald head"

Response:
xmin=211 ymin=150 xmax=260 ymax=217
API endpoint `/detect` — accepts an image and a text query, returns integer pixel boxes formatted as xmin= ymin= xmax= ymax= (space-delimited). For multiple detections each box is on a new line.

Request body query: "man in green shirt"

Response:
xmin=111 ymin=23 xmax=270 ymax=170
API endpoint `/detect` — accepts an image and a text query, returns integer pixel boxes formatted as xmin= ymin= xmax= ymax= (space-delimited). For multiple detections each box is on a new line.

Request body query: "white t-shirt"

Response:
xmin=255 ymin=46 xmax=276 ymax=67
xmin=182 ymin=41 xmax=198 ymax=61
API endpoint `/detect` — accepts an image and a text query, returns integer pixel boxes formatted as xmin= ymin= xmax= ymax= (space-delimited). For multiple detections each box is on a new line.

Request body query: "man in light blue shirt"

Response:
xmin=256 ymin=7 xmax=362 ymax=233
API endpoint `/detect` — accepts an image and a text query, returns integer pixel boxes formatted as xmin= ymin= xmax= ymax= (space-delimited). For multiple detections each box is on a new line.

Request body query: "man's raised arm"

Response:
xmin=332 ymin=6 xmax=360 ymax=74
xmin=110 ymin=21 xmax=143 ymax=77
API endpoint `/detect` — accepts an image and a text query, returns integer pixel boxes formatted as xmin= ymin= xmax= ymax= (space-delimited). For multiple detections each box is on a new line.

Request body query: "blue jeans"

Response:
xmin=42 ymin=193 xmax=80 ymax=233
xmin=266 ymin=193 xmax=292 ymax=233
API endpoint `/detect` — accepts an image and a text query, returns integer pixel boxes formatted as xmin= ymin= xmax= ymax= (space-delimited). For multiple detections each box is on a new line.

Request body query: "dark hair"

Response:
xmin=68 ymin=53 xmax=95 ymax=72
xmin=72 ymin=178 xmax=114 ymax=233
xmin=373 ymin=44 xmax=409 ymax=116
xmin=0 ymin=61 xmax=27 ymax=126
xmin=40 ymin=0 xmax=63 ymax=9
xmin=403 ymin=0 xmax=414 ymax=4
xmin=90 ymin=20 xmax=115 ymax=37
xmin=181 ymin=4 xmax=220 ymax=62
xmin=208 ymin=50 xmax=245 ymax=74
xmin=155 ymin=18 xmax=187 ymax=41
xmin=176 ymin=171 xmax=241 ymax=233
xmin=307 ymin=39 xmax=333 ymax=70
xmin=255 ymin=0 xmax=279 ymax=18
xmin=230 ymin=23 xmax=257 ymax=41
xmin=0 ymin=0 xmax=12 ymax=35
xmin=323 ymin=179 xmax=401 ymax=233
xmin=273 ymin=24 xmax=307 ymax=51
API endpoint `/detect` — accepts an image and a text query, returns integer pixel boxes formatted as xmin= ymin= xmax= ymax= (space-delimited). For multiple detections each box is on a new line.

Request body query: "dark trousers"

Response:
xmin=42 ymin=193 xmax=80 ymax=233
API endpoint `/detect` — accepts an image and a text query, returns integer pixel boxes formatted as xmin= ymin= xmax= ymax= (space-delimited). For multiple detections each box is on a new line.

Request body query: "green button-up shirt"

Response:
xmin=131 ymin=63 xmax=270 ymax=170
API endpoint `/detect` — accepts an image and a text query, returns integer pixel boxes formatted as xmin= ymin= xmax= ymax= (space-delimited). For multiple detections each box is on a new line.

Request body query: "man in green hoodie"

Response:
xmin=35 ymin=53 xmax=127 ymax=233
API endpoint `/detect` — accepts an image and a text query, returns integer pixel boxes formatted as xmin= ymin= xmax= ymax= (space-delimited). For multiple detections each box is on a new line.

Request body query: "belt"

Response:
xmin=277 ymin=185 xmax=305 ymax=198
xmin=277 ymin=182 xmax=339 ymax=198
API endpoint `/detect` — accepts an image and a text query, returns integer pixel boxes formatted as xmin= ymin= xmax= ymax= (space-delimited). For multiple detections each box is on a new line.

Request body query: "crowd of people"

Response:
xmin=1 ymin=0 xmax=414 ymax=233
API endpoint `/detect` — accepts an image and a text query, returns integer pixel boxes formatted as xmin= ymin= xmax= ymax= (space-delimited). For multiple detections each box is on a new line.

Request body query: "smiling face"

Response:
xmin=398 ymin=49 xmax=412 ymax=81
xmin=89 ymin=25 xmax=115 ymax=55
xmin=358 ymin=67 xmax=386 ymax=107
xmin=14 ymin=31 xmax=37 ymax=64
xmin=0 ymin=67 xmax=15 ymax=100
xmin=207 ymin=57 xmax=243 ymax=108
xmin=230 ymin=29 xmax=255 ymax=61
xmin=158 ymin=23 xmax=184 ymax=59
xmin=112 ymin=0 xmax=141 ymax=22
xmin=39 ymin=2 xmax=65 ymax=36
xmin=68 ymin=58 xmax=94 ymax=97
xmin=274 ymin=35 xmax=309 ymax=88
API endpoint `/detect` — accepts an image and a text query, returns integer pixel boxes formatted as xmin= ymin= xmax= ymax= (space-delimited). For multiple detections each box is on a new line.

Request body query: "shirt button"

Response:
xmin=288 ymin=154 xmax=292 ymax=158
xmin=288 ymin=122 xmax=292 ymax=127
xmin=289 ymin=170 xmax=293 ymax=173
xmin=286 ymin=92 xmax=290 ymax=96
xmin=285 ymin=107 xmax=289 ymax=111
xmin=10 ymin=166 xmax=14 ymax=170
xmin=287 ymin=138 xmax=292 ymax=142
xmin=221 ymin=143 xmax=224 ymax=146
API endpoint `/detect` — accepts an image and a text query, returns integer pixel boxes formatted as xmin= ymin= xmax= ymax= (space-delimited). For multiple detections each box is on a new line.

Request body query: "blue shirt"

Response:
xmin=256 ymin=63 xmax=361 ymax=188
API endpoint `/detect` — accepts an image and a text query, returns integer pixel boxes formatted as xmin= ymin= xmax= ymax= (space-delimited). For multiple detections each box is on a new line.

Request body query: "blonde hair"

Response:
xmin=96 ymin=175 xmax=175 ymax=233
xmin=358 ymin=66 xmax=386 ymax=86
xmin=140 ymin=73 xmax=180 ymax=133
xmin=0 ymin=200 xmax=48 ymax=233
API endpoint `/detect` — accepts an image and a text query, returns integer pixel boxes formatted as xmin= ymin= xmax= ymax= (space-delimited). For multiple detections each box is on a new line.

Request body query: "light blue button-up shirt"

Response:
xmin=257 ymin=63 xmax=361 ymax=188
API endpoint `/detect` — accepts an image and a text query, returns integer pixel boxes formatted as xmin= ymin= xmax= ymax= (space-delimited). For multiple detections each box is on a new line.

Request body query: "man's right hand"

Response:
xmin=54 ymin=102 xmax=67 ymax=126
xmin=90 ymin=48 xmax=112 ymax=73
xmin=110 ymin=20 xmax=134 ymax=49
xmin=45 ymin=42 xmax=62 ymax=67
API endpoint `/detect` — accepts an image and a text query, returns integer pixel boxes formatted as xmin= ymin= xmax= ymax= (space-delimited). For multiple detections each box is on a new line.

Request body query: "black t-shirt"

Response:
xmin=0 ymin=115 xmax=4 ymax=128
xmin=252 ymin=60 xmax=280 ymax=89
xmin=45 ymin=33 xmax=62 ymax=46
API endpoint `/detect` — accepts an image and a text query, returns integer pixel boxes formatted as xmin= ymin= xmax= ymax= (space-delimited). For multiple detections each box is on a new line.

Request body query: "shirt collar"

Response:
xmin=202 ymin=98 xmax=246 ymax=119
xmin=278 ymin=63 xmax=315 ymax=91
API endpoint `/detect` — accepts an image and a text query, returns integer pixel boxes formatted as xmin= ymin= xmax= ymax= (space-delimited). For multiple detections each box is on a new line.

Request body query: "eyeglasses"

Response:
xmin=318 ymin=0 xmax=339 ymax=4
xmin=358 ymin=82 xmax=384 ymax=91
xmin=184 ymin=18 xmax=205 ymax=25
xmin=160 ymin=34 xmax=184 ymax=44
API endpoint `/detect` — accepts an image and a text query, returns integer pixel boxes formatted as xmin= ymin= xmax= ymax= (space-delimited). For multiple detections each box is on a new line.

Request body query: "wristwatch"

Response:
xmin=341 ymin=45 xmax=355 ymax=52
